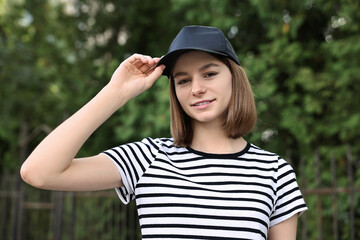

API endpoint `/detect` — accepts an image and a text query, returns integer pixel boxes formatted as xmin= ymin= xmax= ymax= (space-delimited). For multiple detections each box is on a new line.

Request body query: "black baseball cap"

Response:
xmin=157 ymin=25 xmax=240 ymax=77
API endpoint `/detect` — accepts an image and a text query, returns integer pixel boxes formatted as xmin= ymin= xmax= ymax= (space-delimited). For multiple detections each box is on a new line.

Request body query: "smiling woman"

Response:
xmin=169 ymin=50 xmax=256 ymax=147
xmin=173 ymin=52 xmax=233 ymax=127
xmin=20 ymin=25 xmax=307 ymax=240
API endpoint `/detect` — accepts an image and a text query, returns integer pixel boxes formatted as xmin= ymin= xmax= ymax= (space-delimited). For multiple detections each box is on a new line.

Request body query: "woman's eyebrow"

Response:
xmin=173 ymin=63 xmax=220 ymax=79
xmin=199 ymin=63 xmax=220 ymax=71
xmin=173 ymin=71 xmax=188 ymax=79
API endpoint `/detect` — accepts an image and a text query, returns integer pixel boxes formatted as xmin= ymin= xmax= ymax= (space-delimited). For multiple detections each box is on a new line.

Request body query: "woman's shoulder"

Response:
xmin=140 ymin=137 xmax=181 ymax=150
xmin=247 ymin=143 xmax=296 ymax=172
xmin=247 ymin=143 xmax=280 ymax=159
xmin=141 ymin=137 xmax=173 ymax=148
xmin=142 ymin=137 xmax=192 ymax=156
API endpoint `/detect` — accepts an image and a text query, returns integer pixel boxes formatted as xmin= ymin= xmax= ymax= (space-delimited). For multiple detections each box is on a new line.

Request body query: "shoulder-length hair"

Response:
xmin=169 ymin=54 xmax=257 ymax=147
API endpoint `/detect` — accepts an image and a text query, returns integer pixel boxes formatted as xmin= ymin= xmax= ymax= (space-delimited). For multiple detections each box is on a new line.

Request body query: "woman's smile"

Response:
xmin=191 ymin=99 xmax=216 ymax=109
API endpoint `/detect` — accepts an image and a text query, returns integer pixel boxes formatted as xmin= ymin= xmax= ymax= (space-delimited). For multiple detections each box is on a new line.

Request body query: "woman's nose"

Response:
xmin=191 ymin=78 xmax=206 ymax=96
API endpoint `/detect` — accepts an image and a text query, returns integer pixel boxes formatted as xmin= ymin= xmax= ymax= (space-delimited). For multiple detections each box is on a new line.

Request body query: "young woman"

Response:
xmin=21 ymin=26 xmax=307 ymax=240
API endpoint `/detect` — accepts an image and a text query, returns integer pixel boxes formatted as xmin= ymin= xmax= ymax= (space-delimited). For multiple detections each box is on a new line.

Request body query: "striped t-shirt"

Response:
xmin=103 ymin=137 xmax=307 ymax=240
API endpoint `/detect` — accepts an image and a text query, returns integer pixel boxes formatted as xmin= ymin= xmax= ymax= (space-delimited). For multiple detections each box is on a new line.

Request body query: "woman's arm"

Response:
xmin=268 ymin=214 xmax=298 ymax=240
xmin=20 ymin=54 xmax=165 ymax=191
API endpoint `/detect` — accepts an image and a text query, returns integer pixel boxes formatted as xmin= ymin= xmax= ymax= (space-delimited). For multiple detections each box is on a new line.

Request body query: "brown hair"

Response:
xmin=169 ymin=55 xmax=257 ymax=147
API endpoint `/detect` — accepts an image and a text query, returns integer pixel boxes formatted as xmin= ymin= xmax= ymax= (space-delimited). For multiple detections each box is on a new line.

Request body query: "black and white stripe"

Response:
xmin=103 ymin=138 xmax=307 ymax=240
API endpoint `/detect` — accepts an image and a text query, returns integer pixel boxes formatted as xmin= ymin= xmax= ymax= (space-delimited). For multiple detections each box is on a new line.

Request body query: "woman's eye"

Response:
xmin=204 ymin=72 xmax=217 ymax=78
xmin=177 ymin=79 xmax=190 ymax=85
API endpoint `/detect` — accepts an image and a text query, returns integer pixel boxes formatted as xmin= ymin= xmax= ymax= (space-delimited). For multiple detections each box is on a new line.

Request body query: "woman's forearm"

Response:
xmin=20 ymin=85 xmax=127 ymax=187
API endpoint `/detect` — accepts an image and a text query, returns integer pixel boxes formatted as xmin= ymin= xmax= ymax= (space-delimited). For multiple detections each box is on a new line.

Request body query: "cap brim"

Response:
xmin=157 ymin=48 xmax=229 ymax=78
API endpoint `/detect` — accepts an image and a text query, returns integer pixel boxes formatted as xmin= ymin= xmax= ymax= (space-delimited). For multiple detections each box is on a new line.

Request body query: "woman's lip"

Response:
xmin=191 ymin=99 xmax=215 ymax=108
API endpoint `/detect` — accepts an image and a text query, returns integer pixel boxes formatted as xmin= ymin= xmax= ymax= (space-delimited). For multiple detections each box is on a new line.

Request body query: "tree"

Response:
xmin=0 ymin=0 xmax=359 ymax=239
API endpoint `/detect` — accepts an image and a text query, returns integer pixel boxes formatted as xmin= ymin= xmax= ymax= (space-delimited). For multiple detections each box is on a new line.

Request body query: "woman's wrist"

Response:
xmin=98 ymin=84 xmax=130 ymax=113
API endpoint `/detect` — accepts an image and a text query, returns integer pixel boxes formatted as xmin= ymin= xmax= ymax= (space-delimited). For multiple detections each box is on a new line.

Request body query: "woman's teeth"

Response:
xmin=194 ymin=101 xmax=211 ymax=106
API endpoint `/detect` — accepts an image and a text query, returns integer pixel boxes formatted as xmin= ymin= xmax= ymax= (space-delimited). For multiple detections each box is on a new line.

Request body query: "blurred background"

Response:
xmin=0 ymin=0 xmax=359 ymax=239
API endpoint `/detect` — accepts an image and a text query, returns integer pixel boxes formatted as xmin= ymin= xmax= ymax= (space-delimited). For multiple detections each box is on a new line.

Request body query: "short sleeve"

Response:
xmin=270 ymin=158 xmax=308 ymax=227
xmin=101 ymin=137 xmax=160 ymax=204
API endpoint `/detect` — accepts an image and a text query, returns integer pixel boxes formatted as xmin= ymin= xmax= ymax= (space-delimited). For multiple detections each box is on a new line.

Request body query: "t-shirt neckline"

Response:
xmin=185 ymin=141 xmax=251 ymax=158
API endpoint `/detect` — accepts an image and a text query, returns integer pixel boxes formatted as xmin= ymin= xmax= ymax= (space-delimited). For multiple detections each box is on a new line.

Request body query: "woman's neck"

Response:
xmin=190 ymin=121 xmax=247 ymax=154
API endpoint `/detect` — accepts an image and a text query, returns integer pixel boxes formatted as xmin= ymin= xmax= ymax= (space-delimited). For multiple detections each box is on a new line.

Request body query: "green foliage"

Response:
xmin=1 ymin=0 xmax=359 ymax=239
xmin=242 ymin=0 xmax=360 ymax=160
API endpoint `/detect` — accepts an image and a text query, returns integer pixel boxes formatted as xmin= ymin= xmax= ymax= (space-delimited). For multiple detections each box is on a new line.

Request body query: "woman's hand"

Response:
xmin=107 ymin=54 xmax=166 ymax=103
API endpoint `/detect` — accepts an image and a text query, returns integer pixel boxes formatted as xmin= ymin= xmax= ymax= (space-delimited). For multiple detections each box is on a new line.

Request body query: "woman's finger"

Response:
xmin=138 ymin=64 xmax=152 ymax=74
xmin=144 ymin=65 xmax=166 ymax=87
xmin=128 ymin=53 xmax=157 ymax=65
xmin=128 ymin=53 xmax=147 ymax=64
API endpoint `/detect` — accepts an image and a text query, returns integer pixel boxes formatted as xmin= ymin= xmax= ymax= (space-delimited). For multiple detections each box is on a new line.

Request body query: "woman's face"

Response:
xmin=173 ymin=51 xmax=232 ymax=126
